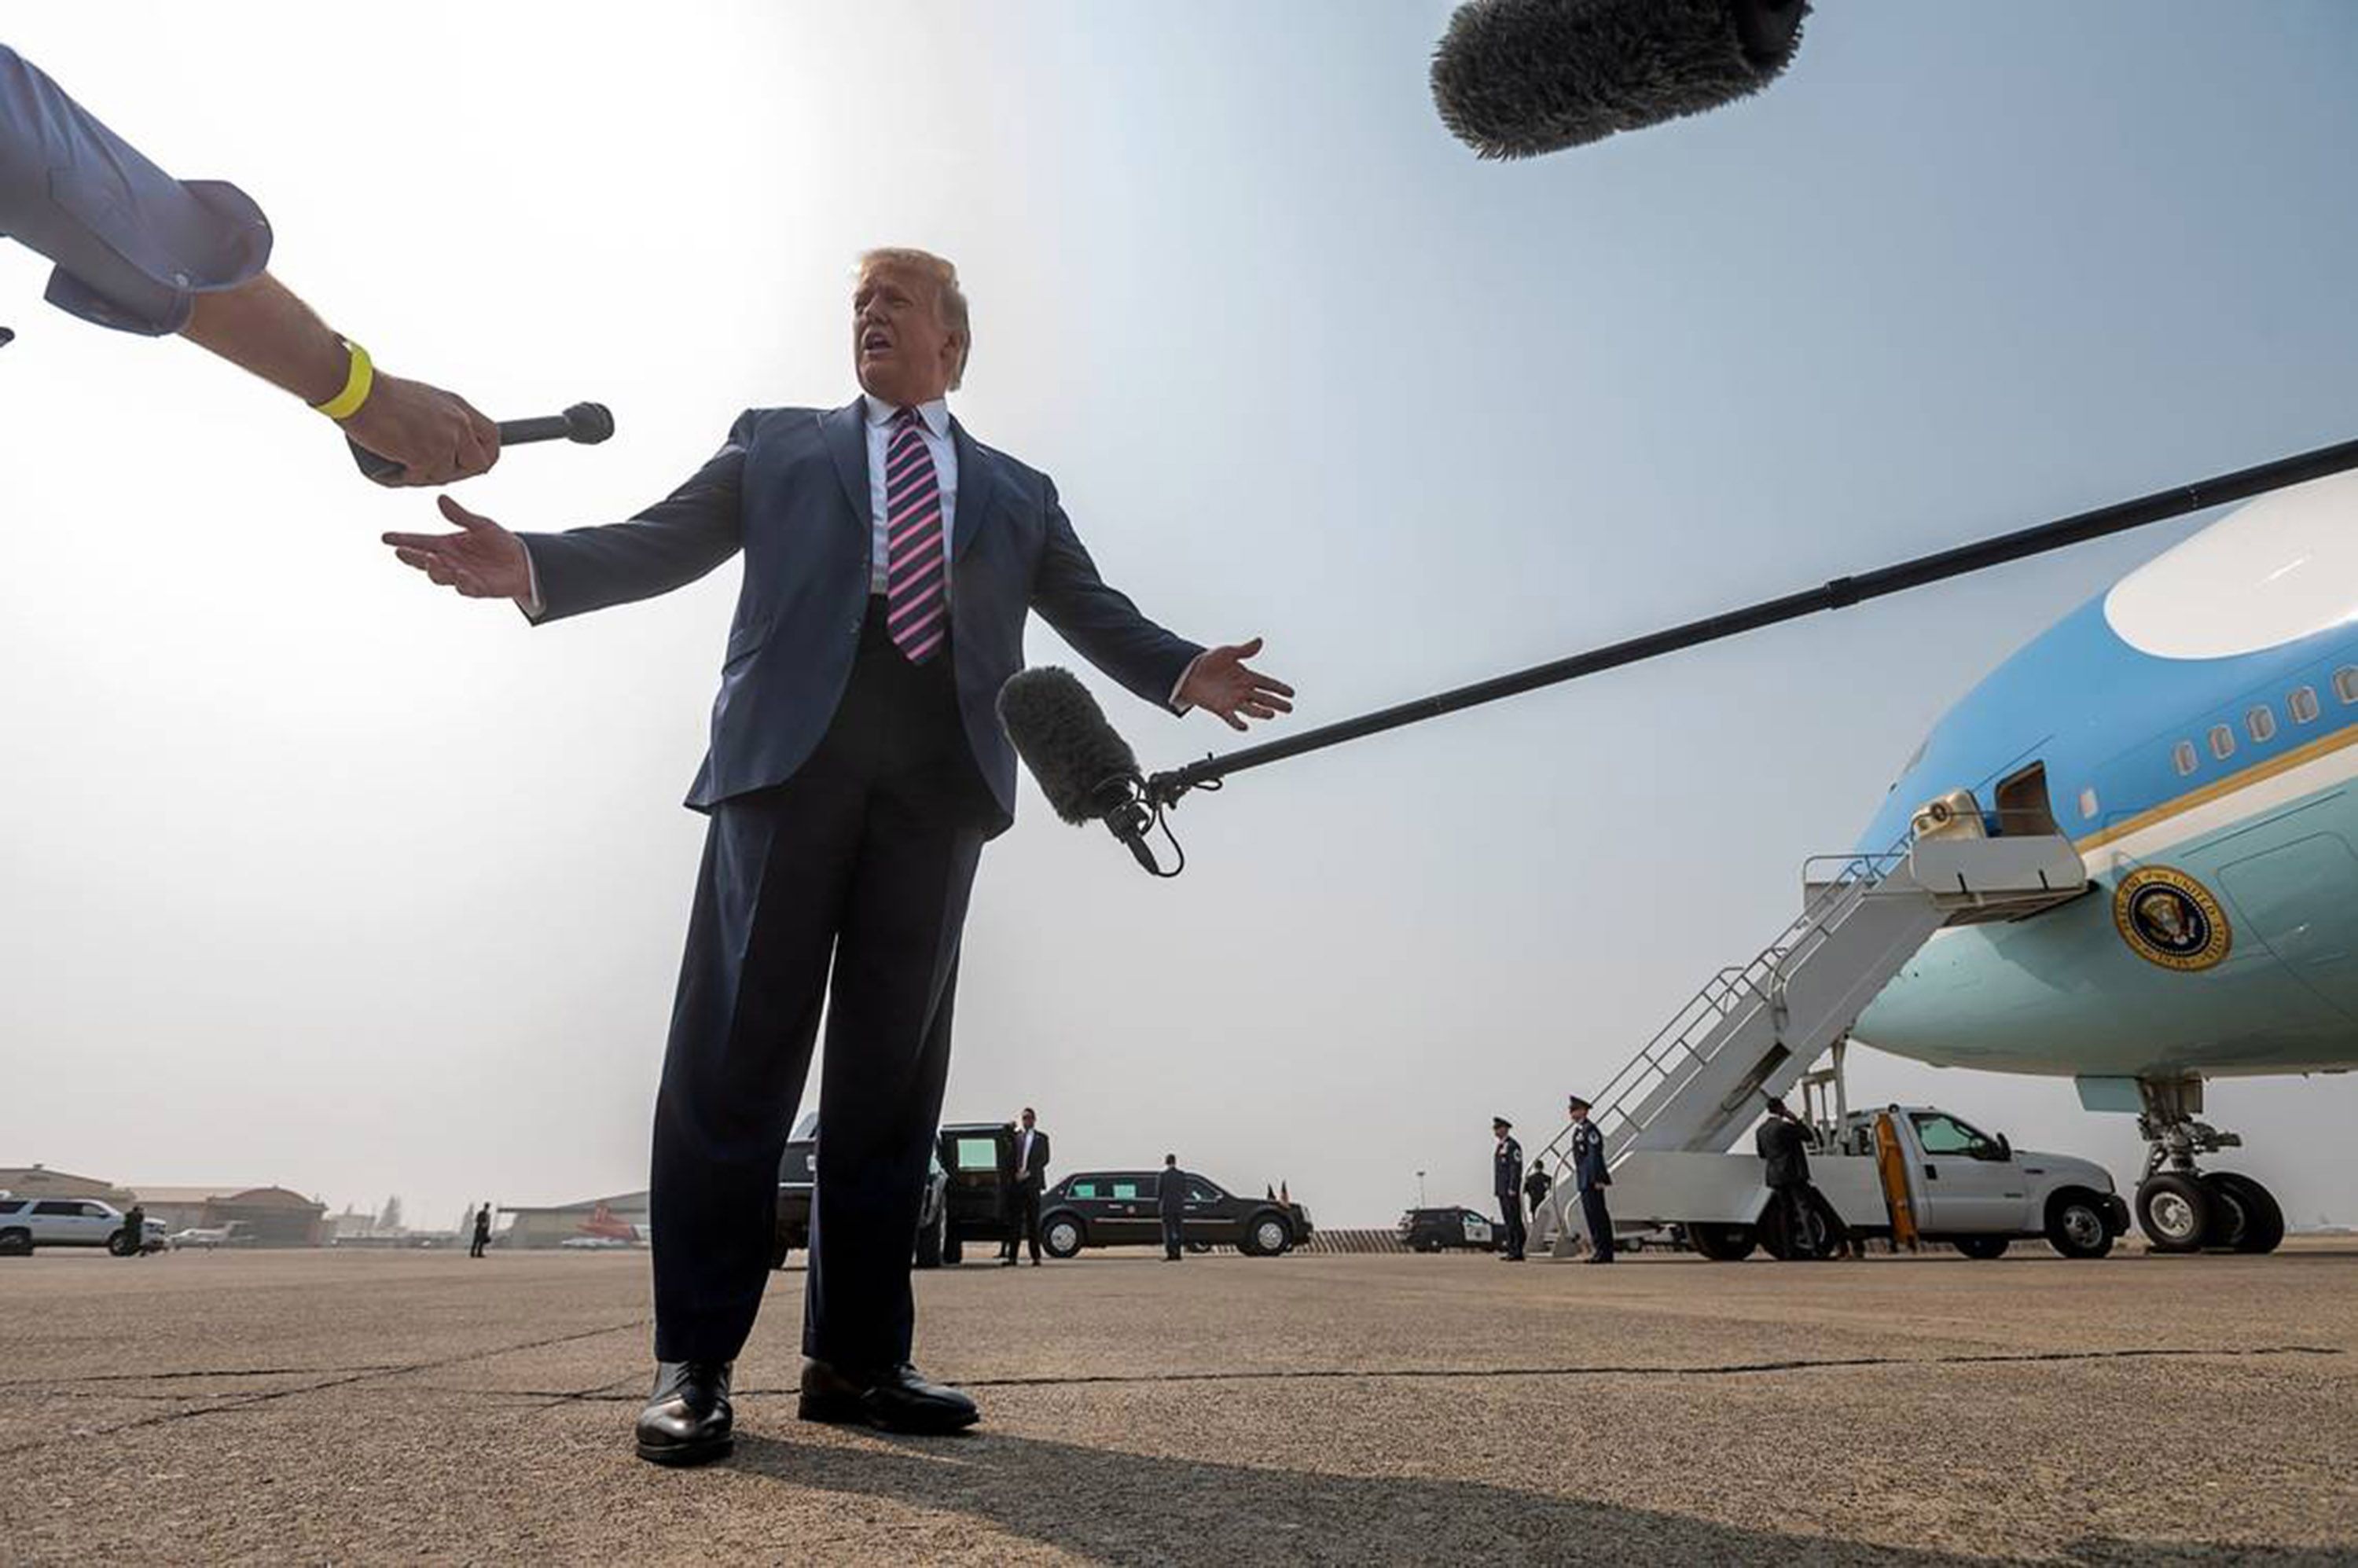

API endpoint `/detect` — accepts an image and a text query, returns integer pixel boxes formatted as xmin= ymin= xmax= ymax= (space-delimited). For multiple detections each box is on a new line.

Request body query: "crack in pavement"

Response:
xmin=0 ymin=1364 xmax=407 ymax=1388
xmin=417 ymin=1342 xmax=2347 ymax=1403
xmin=0 ymin=1318 xmax=650 ymax=1456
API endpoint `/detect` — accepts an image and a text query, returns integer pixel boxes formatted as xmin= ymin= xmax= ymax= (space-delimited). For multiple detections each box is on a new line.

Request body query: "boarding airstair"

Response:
xmin=1533 ymin=805 xmax=2087 ymax=1257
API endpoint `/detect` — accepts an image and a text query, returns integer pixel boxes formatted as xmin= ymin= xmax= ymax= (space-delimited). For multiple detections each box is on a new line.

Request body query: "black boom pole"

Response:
xmin=1144 ymin=435 xmax=2358 ymax=809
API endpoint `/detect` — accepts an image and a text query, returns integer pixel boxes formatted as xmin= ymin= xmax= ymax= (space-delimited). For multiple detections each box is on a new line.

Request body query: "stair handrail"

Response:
xmin=1530 ymin=829 xmax=1919 ymax=1179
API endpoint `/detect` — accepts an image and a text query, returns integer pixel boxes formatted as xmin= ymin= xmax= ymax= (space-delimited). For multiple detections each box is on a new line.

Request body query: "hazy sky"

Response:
xmin=4 ymin=3 xmax=2356 ymax=1231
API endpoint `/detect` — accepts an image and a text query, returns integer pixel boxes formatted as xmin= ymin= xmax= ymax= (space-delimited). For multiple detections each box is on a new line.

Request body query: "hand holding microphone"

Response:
xmin=347 ymin=398 xmax=612 ymax=487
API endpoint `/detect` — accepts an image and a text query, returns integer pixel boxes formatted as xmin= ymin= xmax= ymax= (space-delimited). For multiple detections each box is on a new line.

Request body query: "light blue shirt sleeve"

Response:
xmin=0 ymin=45 xmax=272 ymax=336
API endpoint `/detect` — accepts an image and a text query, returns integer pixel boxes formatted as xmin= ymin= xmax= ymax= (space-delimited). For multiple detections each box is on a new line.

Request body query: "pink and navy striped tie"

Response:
xmin=883 ymin=406 xmax=948 ymax=663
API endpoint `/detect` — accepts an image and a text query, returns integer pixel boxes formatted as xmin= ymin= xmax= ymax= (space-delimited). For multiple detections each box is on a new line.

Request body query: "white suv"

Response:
xmin=0 ymin=1195 xmax=136 ymax=1255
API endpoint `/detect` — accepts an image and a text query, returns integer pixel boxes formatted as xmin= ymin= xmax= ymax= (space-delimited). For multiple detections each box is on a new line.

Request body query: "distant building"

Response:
xmin=134 ymin=1186 xmax=328 ymax=1247
xmin=0 ymin=1164 xmax=137 ymax=1208
xmin=501 ymin=1190 xmax=650 ymax=1249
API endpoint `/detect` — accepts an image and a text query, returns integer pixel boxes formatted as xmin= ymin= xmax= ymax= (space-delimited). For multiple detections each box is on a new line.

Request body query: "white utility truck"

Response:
xmin=1590 ymin=1100 xmax=2130 ymax=1261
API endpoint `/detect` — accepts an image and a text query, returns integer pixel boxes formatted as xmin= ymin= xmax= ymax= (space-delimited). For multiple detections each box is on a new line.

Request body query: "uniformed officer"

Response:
xmin=1567 ymin=1095 xmax=1615 ymax=1263
xmin=0 ymin=46 xmax=496 ymax=484
xmin=1491 ymin=1117 xmax=1526 ymax=1261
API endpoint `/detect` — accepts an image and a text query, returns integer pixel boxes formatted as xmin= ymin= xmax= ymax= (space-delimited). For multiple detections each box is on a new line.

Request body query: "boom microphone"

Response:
xmin=996 ymin=667 xmax=1164 ymax=875
xmin=347 ymin=400 xmax=615 ymax=483
xmin=1432 ymin=0 xmax=1809 ymax=160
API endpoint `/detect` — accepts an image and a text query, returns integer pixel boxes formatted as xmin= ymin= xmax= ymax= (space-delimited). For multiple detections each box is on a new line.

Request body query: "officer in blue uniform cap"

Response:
xmin=1491 ymin=1117 xmax=1526 ymax=1261
xmin=1567 ymin=1095 xmax=1615 ymax=1263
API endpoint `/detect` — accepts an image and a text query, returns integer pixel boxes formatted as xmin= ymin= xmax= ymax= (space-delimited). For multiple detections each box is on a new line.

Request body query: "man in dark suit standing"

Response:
xmin=384 ymin=248 xmax=1292 ymax=1467
xmin=1756 ymin=1097 xmax=1846 ymax=1259
xmin=1157 ymin=1154 xmax=1188 ymax=1261
xmin=469 ymin=1204 xmax=492 ymax=1259
xmin=1568 ymin=1095 xmax=1615 ymax=1264
xmin=1492 ymin=1118 xmax=1526 ymax=1261
xmin=1000 ymin=1107 xmax=1050 ymax=1266
xmin=1522 ymin=1161 xmax=1552 ymax=1225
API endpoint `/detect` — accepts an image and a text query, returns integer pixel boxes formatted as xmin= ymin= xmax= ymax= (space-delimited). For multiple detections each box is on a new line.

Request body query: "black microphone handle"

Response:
xmin=495 ymin=413 xmax=575 ymax=444
xmin=347 ymin=402 xmax=612 ymax=482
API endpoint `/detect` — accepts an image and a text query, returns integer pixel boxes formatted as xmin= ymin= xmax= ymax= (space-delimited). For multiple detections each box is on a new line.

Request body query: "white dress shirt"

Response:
xmin=863 ymin=392 xmax=956 ymax=592
xmin=1016 ymin=1127 xmax=1038 ymax=1180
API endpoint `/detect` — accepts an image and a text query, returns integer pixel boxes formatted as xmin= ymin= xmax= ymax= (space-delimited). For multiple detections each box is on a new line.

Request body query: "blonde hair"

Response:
xmin=858 ymin=248 xmax=971 ymax=390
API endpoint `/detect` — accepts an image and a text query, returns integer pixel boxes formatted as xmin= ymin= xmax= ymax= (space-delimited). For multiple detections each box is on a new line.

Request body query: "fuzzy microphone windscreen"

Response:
xmin=1432 ymin=0 xmax=1808 ymax=160
xmin=996 ymin=666 xmax=1143 ymax=826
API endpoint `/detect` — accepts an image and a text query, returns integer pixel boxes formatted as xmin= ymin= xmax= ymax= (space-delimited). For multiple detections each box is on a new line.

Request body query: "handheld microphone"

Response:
xmin=997 ymin=667 xmax=1164 ymax=876
xmin=347 ymin=400 xmax=615 ymax=483
xmin=1432 ymin=0 xmax=1809 ymax=160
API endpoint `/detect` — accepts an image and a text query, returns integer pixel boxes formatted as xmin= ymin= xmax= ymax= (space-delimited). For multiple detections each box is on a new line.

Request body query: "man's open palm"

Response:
xmin=384 ymin=495 xmax=532 ymax=601
xmin=1177 ymin=637 xmax=1295 ymax=731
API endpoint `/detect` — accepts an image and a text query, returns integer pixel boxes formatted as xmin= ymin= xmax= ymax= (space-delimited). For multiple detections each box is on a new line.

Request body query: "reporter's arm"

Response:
xmin=181 ymin=276 xmax=498 ymax=485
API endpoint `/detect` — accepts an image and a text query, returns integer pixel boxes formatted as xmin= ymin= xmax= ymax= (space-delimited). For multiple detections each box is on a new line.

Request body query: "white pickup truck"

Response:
xmin=1578 ymin=1104 xmax=2131 ymax=1261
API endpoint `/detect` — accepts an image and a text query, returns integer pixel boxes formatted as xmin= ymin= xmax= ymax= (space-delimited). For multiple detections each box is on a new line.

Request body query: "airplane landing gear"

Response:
xmin=2133 ymin=1077 xmax=2283 ymax=1254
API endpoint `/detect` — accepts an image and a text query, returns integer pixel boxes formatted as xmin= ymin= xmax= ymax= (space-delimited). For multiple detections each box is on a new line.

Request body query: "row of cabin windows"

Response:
xmin=2168 ymin=666 xmax=2358 ymax=779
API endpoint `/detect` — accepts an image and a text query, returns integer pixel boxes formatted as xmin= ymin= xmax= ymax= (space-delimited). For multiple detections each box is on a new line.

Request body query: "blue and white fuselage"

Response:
xmin=1854 ymin=469 xmax=2358 ymax=1082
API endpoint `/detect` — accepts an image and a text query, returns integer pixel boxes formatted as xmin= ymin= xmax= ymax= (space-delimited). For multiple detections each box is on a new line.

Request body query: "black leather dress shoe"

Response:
xmin=799 ymin=1360 xmax=979 ymax=1434
xmin=634 ymin=1360 xmax=734 ymax=1466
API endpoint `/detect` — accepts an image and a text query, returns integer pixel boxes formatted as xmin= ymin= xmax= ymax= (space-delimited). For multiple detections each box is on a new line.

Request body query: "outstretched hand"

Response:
xmin=1178 ymin=637 xmax=1295 ymax=732
xmin=382 ymin=495 xmax=533 ymax=602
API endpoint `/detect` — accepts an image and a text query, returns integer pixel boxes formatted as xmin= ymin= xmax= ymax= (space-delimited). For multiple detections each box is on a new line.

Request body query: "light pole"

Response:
xmin=1416 ymin=1170 xmax=1427 ymax=1207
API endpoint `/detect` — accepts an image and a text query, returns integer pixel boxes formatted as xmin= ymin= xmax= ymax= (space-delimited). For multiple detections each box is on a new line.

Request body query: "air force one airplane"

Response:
xmin=1851 ymin=466 xmax=2358 ymax=1253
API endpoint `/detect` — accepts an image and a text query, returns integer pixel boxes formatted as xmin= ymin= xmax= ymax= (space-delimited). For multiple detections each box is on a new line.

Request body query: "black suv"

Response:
xmin=1397 ymin=1206 xmax=1499 ymax=1253
xmin=1038 ymin=1170 xmax=1311 ymax=1258
xmin=771 ymin=1114 xmax=951 ymax=1270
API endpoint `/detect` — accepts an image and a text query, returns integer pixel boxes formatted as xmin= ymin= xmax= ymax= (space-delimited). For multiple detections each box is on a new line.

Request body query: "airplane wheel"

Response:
xmin=2136 ymin=1173 xmax=2210 ymax=1253
xmin=2202 ymin=1173 xmax=2284 ymax=1254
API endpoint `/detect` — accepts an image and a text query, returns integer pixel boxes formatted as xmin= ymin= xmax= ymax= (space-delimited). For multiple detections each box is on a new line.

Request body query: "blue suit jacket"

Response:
xmin=520 ymin=399 xmax=1203 ymax=827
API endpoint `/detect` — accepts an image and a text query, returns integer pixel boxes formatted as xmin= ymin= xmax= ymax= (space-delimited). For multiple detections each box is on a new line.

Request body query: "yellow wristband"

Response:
xmin=313 ymin=340 xmax=374 ymax=420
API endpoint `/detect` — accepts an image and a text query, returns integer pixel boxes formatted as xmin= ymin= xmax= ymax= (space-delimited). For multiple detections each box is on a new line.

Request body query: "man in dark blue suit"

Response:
xmin=385 ymin=248 xmax=1292 ymax=1466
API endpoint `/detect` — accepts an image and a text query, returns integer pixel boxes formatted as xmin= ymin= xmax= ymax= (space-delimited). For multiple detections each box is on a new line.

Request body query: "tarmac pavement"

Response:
xmin=2 ymin=1244 xmax=2354 ymax=1563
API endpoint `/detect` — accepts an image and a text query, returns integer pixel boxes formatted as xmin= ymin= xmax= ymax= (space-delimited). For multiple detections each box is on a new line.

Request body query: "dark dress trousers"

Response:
xmin=1570 ymin=1120 xmax=1615 ymax=1261
xmin=1493 ymin=1136 xmax=1526 ymax=1260
xmin=1157 ymin=1167 xmax=1189 ymax=1259
xmin=520 ymin=400 xmax=1200 ymax=1371
xmin=1000 ymin=1127 xmax=1051 ymax=1262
